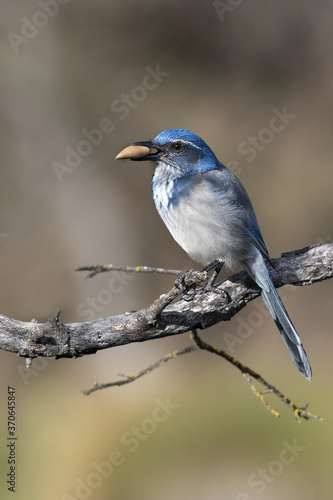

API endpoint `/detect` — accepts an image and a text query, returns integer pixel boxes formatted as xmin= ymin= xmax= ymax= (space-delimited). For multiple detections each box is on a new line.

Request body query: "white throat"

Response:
xmin=152 ymin=162 xmax=182 ymax=211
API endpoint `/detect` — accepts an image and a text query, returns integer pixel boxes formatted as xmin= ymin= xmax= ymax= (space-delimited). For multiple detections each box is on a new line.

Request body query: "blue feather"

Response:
xmin=124 ymin=129 xmax=312 ymax=380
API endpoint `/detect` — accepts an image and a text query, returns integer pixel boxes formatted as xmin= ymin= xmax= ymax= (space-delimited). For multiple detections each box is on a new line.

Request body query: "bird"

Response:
xmin=116 ymin=128 xmax=311 ymax=380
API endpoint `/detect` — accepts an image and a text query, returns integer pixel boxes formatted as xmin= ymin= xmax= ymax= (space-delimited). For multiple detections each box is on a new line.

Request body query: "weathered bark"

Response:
xmin=0 ymin=243 xmax=332 ymax=360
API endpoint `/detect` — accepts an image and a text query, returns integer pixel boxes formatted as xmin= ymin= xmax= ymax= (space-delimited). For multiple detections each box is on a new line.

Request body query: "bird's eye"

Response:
xmin=171 ymin=141 xmax=183 ymax=152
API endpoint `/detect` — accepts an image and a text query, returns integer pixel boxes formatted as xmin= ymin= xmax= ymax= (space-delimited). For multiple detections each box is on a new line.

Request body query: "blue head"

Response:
xmin=126 ymin=129 xmax=220 ymax=175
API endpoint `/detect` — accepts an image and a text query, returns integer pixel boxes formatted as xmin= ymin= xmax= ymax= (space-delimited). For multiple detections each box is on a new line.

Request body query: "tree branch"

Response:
xmin=0 ymin=243 xmax=332 ymax=360
xmin=82 ymin=344 xmax=199 ymax=395
xmin=82 ymin=328 xmax=323 ymax=421
xmin=75 ymin=264 xmax=184 ymax=279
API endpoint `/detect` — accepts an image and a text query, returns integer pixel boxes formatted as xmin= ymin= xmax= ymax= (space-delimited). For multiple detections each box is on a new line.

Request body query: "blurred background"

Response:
xmin=1 ymin=1 xmax=332 ymax=498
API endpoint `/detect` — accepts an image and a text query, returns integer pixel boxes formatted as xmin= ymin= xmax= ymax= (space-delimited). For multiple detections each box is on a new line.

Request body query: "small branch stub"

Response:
xmin=0 ymin=242 xmax=332 ymax=420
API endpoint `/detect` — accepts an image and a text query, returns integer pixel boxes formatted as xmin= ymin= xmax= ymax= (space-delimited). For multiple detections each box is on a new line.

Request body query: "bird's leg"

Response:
xmin=196 ymin=260 xmax=227 ymax=295
xmin=201 ymin=260 xmax=224 ymax=288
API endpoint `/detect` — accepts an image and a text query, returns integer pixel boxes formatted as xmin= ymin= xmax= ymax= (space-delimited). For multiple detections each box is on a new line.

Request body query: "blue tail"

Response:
xmin=244 ymin=256 xmax=312 ymax=380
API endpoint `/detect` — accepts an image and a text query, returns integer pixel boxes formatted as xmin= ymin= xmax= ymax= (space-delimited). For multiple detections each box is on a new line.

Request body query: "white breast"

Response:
xmin=152 ymin=166 xmax=245 ymax=268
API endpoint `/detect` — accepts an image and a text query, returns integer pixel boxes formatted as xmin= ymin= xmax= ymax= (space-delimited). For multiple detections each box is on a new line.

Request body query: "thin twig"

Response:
xmin=190 ymin=329 xmax=322 ymax=422
xmin=75 ymin=264 xmax=184 ymax=279
xmin=83 ymin=326 xmax=322 ymax=421
xmin=83 ymin=345 xmax=198 ymax=395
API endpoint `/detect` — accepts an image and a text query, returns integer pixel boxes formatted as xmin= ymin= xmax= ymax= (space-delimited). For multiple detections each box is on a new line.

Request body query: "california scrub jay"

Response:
xmin=116 ymin=129 xmax=311 ymax=380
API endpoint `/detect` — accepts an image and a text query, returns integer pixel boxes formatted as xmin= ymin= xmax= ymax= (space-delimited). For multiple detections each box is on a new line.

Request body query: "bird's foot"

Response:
xmin=197 ymin=280 xmax=226 ymax=295
xmin=174 ymin=269 xmax=208 ymax=300
xmin=175 ymin=269 xmax=229 ymax=302
xmin=194 ymin=281 xmax=231 ymax=303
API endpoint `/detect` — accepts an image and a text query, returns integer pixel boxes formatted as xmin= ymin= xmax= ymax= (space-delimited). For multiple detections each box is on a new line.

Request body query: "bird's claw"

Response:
xmin=174 ymin=270 xmax=208 ymax=294
xmin=175 ymin=270 xmax=229 ymax=302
